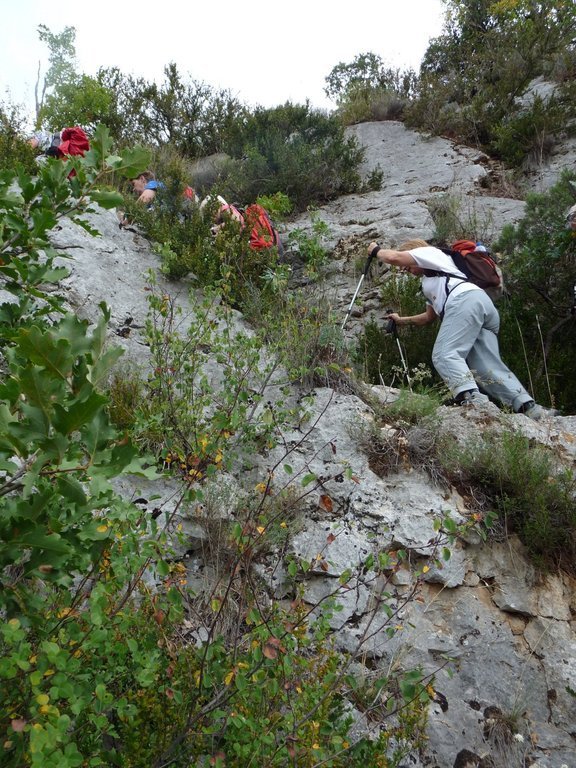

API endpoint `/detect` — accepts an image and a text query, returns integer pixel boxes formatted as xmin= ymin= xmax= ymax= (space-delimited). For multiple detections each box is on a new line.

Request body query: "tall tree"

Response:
xmin=35 ymin=24 xmax=77 ymax=126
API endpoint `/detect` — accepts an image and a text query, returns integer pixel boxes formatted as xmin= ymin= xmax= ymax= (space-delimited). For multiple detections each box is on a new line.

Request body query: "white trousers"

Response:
xmin=431 ymin=290 xmax=533 ymax=411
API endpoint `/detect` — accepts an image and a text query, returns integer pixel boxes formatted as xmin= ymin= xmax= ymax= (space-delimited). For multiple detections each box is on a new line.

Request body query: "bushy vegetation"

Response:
xmin=495 ymin=170 xmax=576 ymax=412
xmin=438 ymin=430 xmax=576 ymax=573
xmin=216 ymin=102 xmax=365 ymax=210
xmin=324 ymin=52 xmax=418 ymax=125
xmin=0 ymin=102 xmax=38 ymax=174
xmin=354 ymin=273 xmax=440 ymax=392
xmin=325 ymin=2 xmax=576 ymax=169
xmin=0 ymin=126 xmax=443 ymax=768
xmin=408 ymin=0 xmax=576 ymax=162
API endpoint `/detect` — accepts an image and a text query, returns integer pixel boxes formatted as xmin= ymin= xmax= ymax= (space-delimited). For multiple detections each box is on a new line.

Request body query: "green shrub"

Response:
xmin=107 ymin=366 xmax=144 ymax=432
xmin=439 ymin=431 xmax=576 ymax=572
xmin=385 ymin=388 xmax=446 ymax=425
xmin=0 ymin=101 xmax=38 ymax=174
xmin=490 ymin=94 xmax=569 ymax=167
xmin=255 ymin=191 xmax=293 ymax=220
xmin=218 ymin=102 xmax=364 ymax=211
xmin=354 ymin=274 xmax=439 ymax=390
xmin=494 ymin=170 xmax=576 ymax=412
xmin=287 ymin=212 xmax=331 ymax=280
xmin=245 ymin=286 xmax=355 ymax=389
xmin=123 ymin=189 xmax=280 ymax=310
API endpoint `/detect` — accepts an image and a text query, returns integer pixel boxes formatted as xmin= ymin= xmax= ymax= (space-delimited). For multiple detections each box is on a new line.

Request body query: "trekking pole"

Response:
xmin=384 ymin=311 xmax=412 ymax=391
xmin=341 ymin=247 xmax=379 ymax=330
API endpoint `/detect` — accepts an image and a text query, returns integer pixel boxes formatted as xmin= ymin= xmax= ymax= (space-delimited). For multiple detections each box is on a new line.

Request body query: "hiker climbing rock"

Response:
xmin=367 ymin=238 xmax=559 ymax=421
xmin=29 ymin=126 xmax=90 ymax=159
xmin=211 ymin=201 xmax=283 ymax=254
xmin=129 ymin=171 xmax=165 ymax=206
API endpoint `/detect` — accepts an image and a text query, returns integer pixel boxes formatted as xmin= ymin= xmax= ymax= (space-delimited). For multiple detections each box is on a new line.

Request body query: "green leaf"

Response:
xmin=17 ymin=326 xmax=73 ymax=379
xmin=95 ymin=683 xmax=107 ymax=701
xmin=83 ymin=410 xmax=116 ymax=457
xmin=88 ymin=346 xmax=123 ymax=388
xmin=20 ymin=531 xmax=72 ymax=554
xmin=90 ymin=190 xmax=124 ymax=209
xmin=69 ymin=217 xmax=101 ymax=237
xmin=106 ymin=145 xmax=151 ymax=179
xmin=156 ymin=560 xmax=170 ymax=577
xmin=52 ymin=391 xmax=108 ymax=436
xmin=77 ymin=520 xmax=111 ymax=542
xmin=56 ymin=476 xmax=88 ymax=507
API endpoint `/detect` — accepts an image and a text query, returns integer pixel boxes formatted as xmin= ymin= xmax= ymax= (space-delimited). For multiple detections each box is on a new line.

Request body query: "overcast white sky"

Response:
xmin=2 ymin=0 xmax=445 ymax=121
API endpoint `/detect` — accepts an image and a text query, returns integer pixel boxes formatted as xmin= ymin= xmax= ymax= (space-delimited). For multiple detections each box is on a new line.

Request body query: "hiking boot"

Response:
xmin=520 ymin=402 xmax=560 ymax=421
xmin=457 ymin=389 xmax=490 ymax=407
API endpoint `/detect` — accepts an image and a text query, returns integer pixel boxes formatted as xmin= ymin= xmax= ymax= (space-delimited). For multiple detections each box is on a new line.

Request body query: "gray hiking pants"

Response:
xmin=431 ymin=290 xmax=533 ymax=412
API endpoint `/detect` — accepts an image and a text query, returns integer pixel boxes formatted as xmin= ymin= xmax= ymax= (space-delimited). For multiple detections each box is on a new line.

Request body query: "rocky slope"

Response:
xmin=50 ymin=121 xmax=576 ymax=768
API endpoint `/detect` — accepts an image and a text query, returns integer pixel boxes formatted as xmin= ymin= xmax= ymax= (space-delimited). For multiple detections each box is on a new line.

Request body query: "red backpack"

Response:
xmin=440 ymin=239 xmax=504 ymax=302
xmin=244 ymin=204 xmax=281 ymax=251
xmin=57 ymin=127 xmax=90 ymax=158
xmin=218 ymin=203 xmax=282 ymax=252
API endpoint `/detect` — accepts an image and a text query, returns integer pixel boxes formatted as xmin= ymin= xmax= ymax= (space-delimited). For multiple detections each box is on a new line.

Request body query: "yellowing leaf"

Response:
xmin=422 ymin=565 xmax=430 ymax=573
xmin=35 ymin=694 xmax=49 ymax=706
xmin=96 ymin=525 xmax=108 ymax=534
xmin=262 ymin=637 xmax=284 ymax=660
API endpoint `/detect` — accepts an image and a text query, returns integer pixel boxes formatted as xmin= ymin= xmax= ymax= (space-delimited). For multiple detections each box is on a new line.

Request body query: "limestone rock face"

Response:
xmin=51 ymin=119 xmax=575 ymax=768
xmin=282 ymin=121 xmax=528 ymax=338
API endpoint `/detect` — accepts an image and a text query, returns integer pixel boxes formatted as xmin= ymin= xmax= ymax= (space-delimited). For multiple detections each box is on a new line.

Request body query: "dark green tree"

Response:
xmin=495 ymin=170 xmax=576 ymax=411
xmin=408 ymin=0 xmax=576 ymax=159
xmin=40 ymin=74 xmax=115 ymax=134
xmin=324 ymin=52 xmax=417 ymax=124
xmin=0 ymin=100 xmax=37 ymax=173
xmin=218 ymin=101 xmax=364 ymax=208
xmin=97 ymin=63 xmax=246 ymax=154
